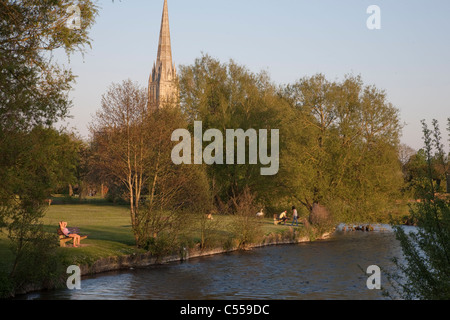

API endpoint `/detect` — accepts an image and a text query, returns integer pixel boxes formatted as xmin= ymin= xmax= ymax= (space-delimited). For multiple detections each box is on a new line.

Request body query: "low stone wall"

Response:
xmin=80 ymin=230 xmax=333 ymax=277
xmin=11 ymin=230 xmax=333 ymax=297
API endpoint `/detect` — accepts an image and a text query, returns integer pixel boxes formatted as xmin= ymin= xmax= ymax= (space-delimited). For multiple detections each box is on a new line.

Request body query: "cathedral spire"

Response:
xmin=156 ymin=0 xmax=173 ymax=72
xmin=148 ymin=0 xmax=178 ymax=110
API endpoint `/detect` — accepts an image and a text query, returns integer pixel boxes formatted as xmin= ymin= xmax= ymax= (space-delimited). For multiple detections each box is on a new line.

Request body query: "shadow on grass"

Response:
xmin=49 ymin=196 xmax=128 ymax=208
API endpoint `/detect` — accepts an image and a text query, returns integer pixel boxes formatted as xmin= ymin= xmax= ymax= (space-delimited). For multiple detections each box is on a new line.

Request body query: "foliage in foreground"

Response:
xmin=387 ymin=119 xmax=450 ymax=300
xmin=0 ymin=0 xmax=99 ymax=298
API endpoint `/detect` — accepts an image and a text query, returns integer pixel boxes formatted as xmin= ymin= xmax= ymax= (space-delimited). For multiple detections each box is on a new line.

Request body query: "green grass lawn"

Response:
xmin=0 ymin=197 xmax=301 ymax=273
xmin=1 ymin=195 xmax=410 ymax=273
xmin=0 ymin=199 xmax=140 ymax=272
xmin=43 ymin=200 xmax=141 ymax=265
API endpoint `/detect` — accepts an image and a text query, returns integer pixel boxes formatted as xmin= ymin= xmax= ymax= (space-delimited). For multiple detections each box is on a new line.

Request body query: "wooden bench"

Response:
xmin=57 ymin=227 xmax=88 ymax=247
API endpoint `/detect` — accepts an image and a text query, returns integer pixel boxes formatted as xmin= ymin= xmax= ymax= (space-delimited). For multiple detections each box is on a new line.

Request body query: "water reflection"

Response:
xmin=23 ymin=229 xmax=406 ymax=300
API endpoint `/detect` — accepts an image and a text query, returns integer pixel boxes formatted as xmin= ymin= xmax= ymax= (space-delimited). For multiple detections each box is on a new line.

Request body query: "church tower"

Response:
xmin=148 ymin=0 xmax=178 ymax=110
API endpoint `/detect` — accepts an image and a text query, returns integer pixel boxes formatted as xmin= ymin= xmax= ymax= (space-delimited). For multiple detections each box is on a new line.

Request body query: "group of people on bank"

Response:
xmin=257 ymin=206 xmax=300 ymax=226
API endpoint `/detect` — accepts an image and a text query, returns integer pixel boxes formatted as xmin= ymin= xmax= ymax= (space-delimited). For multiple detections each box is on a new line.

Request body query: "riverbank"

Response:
xmin=2 ymin=200 xmax=336 ymax=298
xmin=78 ymin=228 xmax=334 ymax=277
xmin=11 ymin=227 xmax=333 ymax=298
xmin=25 ymin=230 xmax=401 ymax=300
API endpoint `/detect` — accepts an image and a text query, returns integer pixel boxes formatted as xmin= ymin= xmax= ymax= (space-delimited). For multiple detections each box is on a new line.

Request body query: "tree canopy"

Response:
xmin=282 ymin=73 xmax=403 ymax=222
xmin=0 ymin=0 xmax=99 ymax=296
xmin=179 ymin=55 xmax=404 ymax=223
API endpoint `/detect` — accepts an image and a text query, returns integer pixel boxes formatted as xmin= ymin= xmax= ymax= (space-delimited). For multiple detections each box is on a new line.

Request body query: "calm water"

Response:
xmin=22 ymin=226 xmax=409 ymax=300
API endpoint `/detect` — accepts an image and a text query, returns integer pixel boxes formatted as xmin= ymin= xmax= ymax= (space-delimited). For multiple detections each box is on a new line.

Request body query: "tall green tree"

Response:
xmin=179 ymin=54 xmax=293 ymax=211
xmin=281 ymin=74 xmax=403 ymax=223
xmin=179 ymin=56 xmax=403 ymax=223
xmin=0 ymin=127 xmax=83 ymax=295
xmin=0 ymin=0 xmax=98 ymax=297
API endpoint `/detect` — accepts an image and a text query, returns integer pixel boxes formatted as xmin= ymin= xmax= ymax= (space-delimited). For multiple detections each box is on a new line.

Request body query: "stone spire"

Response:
xmin=148 ymin=0 xmax=178 ymax=110
xmin=157 ymin=0 xmax=172 ymax=73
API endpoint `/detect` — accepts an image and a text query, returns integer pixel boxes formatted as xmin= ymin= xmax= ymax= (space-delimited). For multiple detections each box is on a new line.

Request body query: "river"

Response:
xmin=21 ymin=225 xmax=411 ymax=300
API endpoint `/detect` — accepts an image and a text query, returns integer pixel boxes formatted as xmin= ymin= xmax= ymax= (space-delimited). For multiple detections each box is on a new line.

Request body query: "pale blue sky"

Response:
xmin=59 ymin=0 xmax=450 ymax=151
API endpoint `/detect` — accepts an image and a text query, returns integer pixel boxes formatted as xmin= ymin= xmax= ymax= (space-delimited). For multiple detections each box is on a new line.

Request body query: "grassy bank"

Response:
xmin=1 ymin=197 xmax=324 ymax=297
xmin=1 ymin=195 xmax=413 ymax=298
xmin=0 ymin=198 xmax=139 ymax=294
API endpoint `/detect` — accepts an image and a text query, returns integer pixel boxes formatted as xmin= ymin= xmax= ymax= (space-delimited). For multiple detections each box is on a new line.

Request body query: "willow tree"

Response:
xmin=179 ymin=54 xmax=293 ymax=211
xmin=281 ymin=74 xmax=403 ymax=223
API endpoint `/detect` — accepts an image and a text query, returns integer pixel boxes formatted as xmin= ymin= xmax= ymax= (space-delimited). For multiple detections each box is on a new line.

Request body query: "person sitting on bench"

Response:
xmin=59 ymin=221 xmax=82 ymax=248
